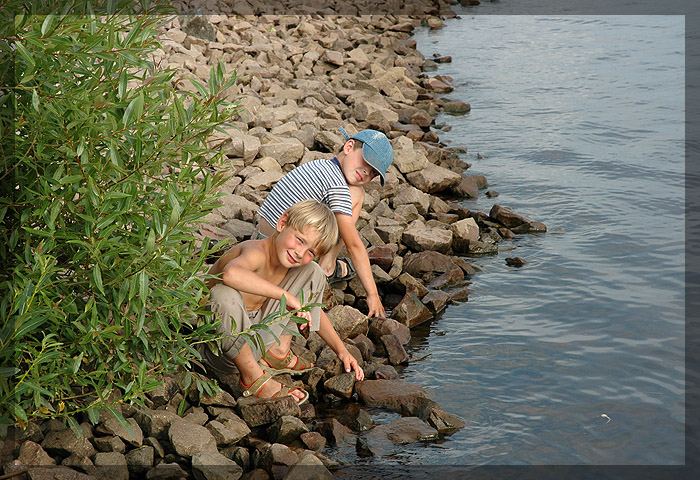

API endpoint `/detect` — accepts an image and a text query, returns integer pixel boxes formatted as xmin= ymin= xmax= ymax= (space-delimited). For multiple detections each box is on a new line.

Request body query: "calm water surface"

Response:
xmin=339 ymin=12 xmax=685 ymax=470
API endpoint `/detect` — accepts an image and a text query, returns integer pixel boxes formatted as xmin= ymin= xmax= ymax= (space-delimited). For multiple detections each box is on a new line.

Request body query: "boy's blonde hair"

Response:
xmin=283 ymin=199 xmax=338 ymax=256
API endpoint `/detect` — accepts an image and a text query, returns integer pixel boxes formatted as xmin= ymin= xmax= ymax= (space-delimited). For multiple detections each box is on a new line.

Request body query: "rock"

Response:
xmin=443 ymin=100 xmax=471 ymax=115
xmin=257 ymin=443 xmax=298 ymax=477
xmin=168 ymin=418 xmax=218 ymax=457
xmin=427 ymin=268 xmax=464 ymax=290
xmin=322 ymin=50 xmax=344 ymax=66
xmin=300 ymin=431 xmax=327 ymax=452
xmin=406 ymin=163 xmax=462 ymax=193
xmin=236 ymin=395 xmax=301 ymax=428
xmin=42 ymin=429 xmax=96 ymax=458
xmin=391 ymin=272 xmax=428 ymax=298
xmin=467 ymin=240 xmax=498 ymax=255
xmin=380 ymin=335 xmax=409 ymax=365
xmin=94 ymin=435 xmax=126 ymax=453
xmin=132 ymin=408 xmax=179 ymax=440
xmin=425 ymin=76 xmax=453 ymax=93
xmin=353 ymin=101 xmax=399 ymax=131
xmin=282 ymin=452 xmax=334 ymax=480
xmin=392 ymin=138 xmax=430 ymax=174
xmin=368 ymin=317 xmax=410 ymax=345
xmin=375 ymin=364 xmax=399 ymax=380
xmin=511 ymin=221 xmax=547 ymax=233
xmin=93 ymin=452 xmax=129 ymax=480
xmin=506 ymin=257 xmax=527 ymax=267
xmin=367 ymin=245 xmax=395 ymax=271
xmin=191 ymin=451 xmax=243 ymax=480
xmin=198 ymin=387 xmax=237 ymax=408
xmin=96 ymin=417 xmax=143 ymax=447
xmin=317 ymin=418 xmax=354 ymax=445
xmin=125 ymin=446 xmax=154 ymax=476
xmin=454 ymin=175 xmax=479 ymax=198
xmin=221 ymin=218 xmax=255 ymax=239
xmin=245 ymin=171 xmax=285 ymax=191
xmin=217 ymin=194 xmax=259 ymax=222
xmin=20 ymin=466 xmax=94 ymax=480
xmin=356 ymin=417 xmax=439 ymax=457
xmin=144 ymin=437 xmax=165 ymax=459
xmin=403 ymin=250 xmax=460 ymax=277
xmin=206 ymin=419 xmax=250 ymax=446
xmin=355 ymin=380 xmax=431 ymax=416
xmin=447 ymin=286 xmax=469 ymax=303
xmin=486 ymin=190 xmax=499 ymax=198
xmin=391 ymin=292 xmax=433 ymax=328
xmin=266 ymin=416 xmax=309 ymax=444
xmin=451 ymin=216 xmax=479 ymax=247
xmin=489 ymin=204 xmax=530 ymax=228
xmin=392 ymin=185 xmax=431 ymax=215
xmin=326 ymin=305 xmax=369 ymax=341
xmin=349 ymin=333 xmax=375 ymax=360
xmin=145 ymin=461 xmax=188 ymax=480
xmin=374 ymin=224 xmax=405 ymax=244
xmin=61 ymin=453 xmax=95 ymax=474
xmin=323 ymin=372 xmax=356 ymax=399
xmin=17 ymin=440 xmax=55 ymax=466
xmin=421 ymin=290 xmax=450 ymax=314
xmin=402 ymin=220 xmax=452 ymax=253
xmin=259 ymin=139 xmax=305 ymax=166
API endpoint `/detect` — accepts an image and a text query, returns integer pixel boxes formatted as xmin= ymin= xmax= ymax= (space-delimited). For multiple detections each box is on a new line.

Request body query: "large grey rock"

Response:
xmin=244 ymin=171 xmax=285 ymax=190
xmin=402 ymin=220 xmax=452 ymax=253
xmin=326 ymin=305 xmax=369 ymax=340
xmin=355 ymin=380 xmax=431 ymax=416
xmin=317 ymin=418 xmax=354 ymax=446
xmin=132 ymin=408 xmax=179 ymax=440
xmin=356 ymin=417 xmax=438 ymax=457
xmin=266 ymin=416 xmax=309 ymax=444
xmin=236 ymin=394 xmax=301 ymax=428
xmin=353 ymin=101 xmax=398 ymax=131
xmin=368 ymin=317 xmax=410 ymax=345
xmin=146 ymin=462 xmax=188 ymax=480
xmin=168 ymin=418 xmax=218 ymax=457
xmin=403 ymin=251 xmax=460 ymax=277
xmin=125 ymin=446 xmax=154 ymax=476
xmin=96 ymin=417 xmax=143 ymax=447
xmin=257 ymin=443 xmax=299 ymax=476
xmin=17 ymin=440 xmax=55 ymax=466
xmin=489 ymin=204 xmax=529 ymax=228
xmin=422 ymin=290 xmax=451 ymax=314
xmin=94 ymin=452 xmax=129 ymax=480
xmin=259 ymin=139 xmax=305 ymax=165
xmin=391 ymin=136 xmax=430 ymax=174
xmin=323 ymin=372 xmax=356 ymax=399
xmin=392 ymin=185 xmax=430 ymax=215
xmin=206 ymin=419 xmax=250 ymax=447
xmin=391 ymin=293 xmax=433 ymax=328
xmin=455 ymin=175 xmax=479 ymax=198
xmin=191 ymin=451 xmax=243 ymax=480
xmin=42 ymin=429 xmax=96 ymax=458
xmin=282 ymin=452 xmax=334 ymax=480
xmin=217 ymin=194 xmax=260 ymax=222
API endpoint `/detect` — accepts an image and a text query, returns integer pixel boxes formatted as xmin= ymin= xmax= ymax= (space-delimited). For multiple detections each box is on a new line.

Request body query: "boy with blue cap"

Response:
xmin=257 ymin=126 xmax=394 ymax=318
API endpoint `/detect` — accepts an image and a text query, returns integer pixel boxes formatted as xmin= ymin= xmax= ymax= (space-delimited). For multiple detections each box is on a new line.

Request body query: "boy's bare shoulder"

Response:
xmin=221 ymin=239 xmax=268 ymax=270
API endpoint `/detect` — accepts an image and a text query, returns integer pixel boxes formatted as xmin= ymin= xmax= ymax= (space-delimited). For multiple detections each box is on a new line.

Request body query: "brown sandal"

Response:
xmin=258 ymin=350 xmax=313 ymax=376
xmin=240 ymin=371 xmax=309 ymax=405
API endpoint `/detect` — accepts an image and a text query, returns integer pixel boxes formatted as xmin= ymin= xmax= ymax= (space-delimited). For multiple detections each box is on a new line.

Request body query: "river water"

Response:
xmin=338 ymin=10 xmax=685 ymax=473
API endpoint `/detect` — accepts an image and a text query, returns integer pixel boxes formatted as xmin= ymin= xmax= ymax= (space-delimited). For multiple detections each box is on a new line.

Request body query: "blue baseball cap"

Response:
xmin=339 ymin=126 xmax=393 ymax=186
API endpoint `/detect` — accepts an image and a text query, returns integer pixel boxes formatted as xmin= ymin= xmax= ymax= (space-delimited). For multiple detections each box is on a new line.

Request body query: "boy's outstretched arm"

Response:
xmin=316 ymin=310 xmax=364 ymax=380
xmin=336 ymin=213 xmax=387 ymax=319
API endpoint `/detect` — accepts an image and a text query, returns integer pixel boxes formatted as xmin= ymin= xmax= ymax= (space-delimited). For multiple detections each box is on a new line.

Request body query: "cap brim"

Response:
xmin=362 ymin=145 xmax=386 ymax=186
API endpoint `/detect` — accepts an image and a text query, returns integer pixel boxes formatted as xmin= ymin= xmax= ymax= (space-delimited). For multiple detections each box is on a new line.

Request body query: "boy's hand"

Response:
xmin=367 ymin=294 xmax=386 ymax=318
xmin=294 ymin=310 xmax=313 ymax=331
xmin=337 ymin=350 xmax=364 ymax=381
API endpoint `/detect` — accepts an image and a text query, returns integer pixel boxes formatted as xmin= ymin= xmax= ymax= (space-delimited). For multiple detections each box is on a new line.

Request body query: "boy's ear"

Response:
xmin=276 ymin=213 xmax=289 ymax=232
xmin=343 ymin=139 xmax=354 ymax=154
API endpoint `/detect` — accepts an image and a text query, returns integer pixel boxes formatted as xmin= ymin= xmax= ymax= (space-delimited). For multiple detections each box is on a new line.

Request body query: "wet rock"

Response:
xmin=402 ymin=220 xmax=453 ymax=253
xmin=236 ymin=395 xmax=301 ymax=428
xmin=355 ymin=380 xmax=431 ymax=415
xmin=425 ymin=76 xmax=453 ymax=93
xmin=455 ymin=175 xmax=479 ymax=198
xmin=266 ymin=416 xmax=309 ymax=445
xmin=410 ymin=397 xmax=466 ymax=433
xmin=356 ymin=417 xmax=439 ymax=457
xmin=489 ymin=204 xmax=530 ymax=228
xmin=467 ymin=240 xmax=498 ymax=255
xmin=447 ymin=286 xmax=469 ymax=303
xmin=323 ymin=372 xmax=356 ymax=399
xmin=422 ymin=290 xmax=451 ymax=314
xmin=506 ymin=257 xmax=527 ymax=267
xmin=125 ymin=446 xmax=154 ymax=476
xmin=443 ymin=100 xmax=471 ymax=115
xmin=96 ymin=416 xmax=143 ymax=448
xmin=349 ymin=333 xmax=376 ymax=360
xmin=206 ymin=419 xmax=250 ymax=447
xmin=300 ymin=431 xmax=326 ymax=451
xmin=326 ymin=305 xmax=369 ymax=341
xmin=391 ymin=292 xmax=433 ymax=328
xmin=191 ymin=451 xmax=243 ymax=480
xmin=133 ymin=408 xmax=179 ymax=440
xmin=390 ymin=272 xmax=428 ymax=298
xmin=282 ymin=452 xmax=334 ymax=480
xmin=406 ymin=164 xmax=462 ymax=194
xmin=427 ymin=268 xmax=464 ymax=290
xmin=168 ymin=418 xmax=218 ymax=457
xmin=380 ymin=335 xmax=409 ymax=365
xmin=486 ymin=190 xmax=499 ymax=198
xmin=368 ymin=317 xmax=411 ymax=345
xmin=93 ymin=452 xmax=128 ymax=480
xmin=42 ymin=429 xmax=96 ymax=458
xmin=317 ymin=418 xmax=354 ymax=445
xmin=511 ymin=221 xmax=547 ymax=233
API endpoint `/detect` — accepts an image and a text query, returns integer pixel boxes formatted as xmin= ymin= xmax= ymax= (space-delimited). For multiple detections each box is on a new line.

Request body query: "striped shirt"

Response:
xmin=257 ymin=158 xmax=353 ymax=227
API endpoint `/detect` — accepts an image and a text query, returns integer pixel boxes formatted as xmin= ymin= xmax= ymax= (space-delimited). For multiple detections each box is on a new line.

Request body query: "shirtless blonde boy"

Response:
xmin=202 ymin=199 xmax=363 ymax=404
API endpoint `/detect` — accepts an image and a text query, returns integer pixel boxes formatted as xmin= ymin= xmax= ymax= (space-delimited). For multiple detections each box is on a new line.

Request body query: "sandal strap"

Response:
xmin=241 ymin=371 xmax=272 ymax=397
xmin=263 ymin=349 xmax=295 ymax=370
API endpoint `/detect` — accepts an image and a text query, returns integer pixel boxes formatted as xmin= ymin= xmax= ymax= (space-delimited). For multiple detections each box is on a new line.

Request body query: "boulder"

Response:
xmin=16 ymin=440 xmax=55 ymax=466
xmin=390 ymin=272 xmax=428 ymax=298
xmin=283 ymin=452 xmax=334 ymax=480
xmin=191 ymin=451 xmax=243 ymax=480
xmin=403 ymin=251 xmax=460 ymax=277
xmin=368 ymin=317 xmax=410 ymax=345
xmin=367 ymin=245 xmax=395 ymax=271
xmin=236 ymin=394 xmax=301 ymax=428
xmin=323 ymin=372 xmax=356 ymax=399
xmin=489 ymin=204 xmax=529 ymax=228
xmin=454 ymin=175 xmax=479 ymax=198
xmin=392 ymin=185 xmax=431 ymax=215
xmin=402 ymin=221 xmax=452 ymax=253
xmin=96 ymin=417 xmax=143 ymax=448
xmin=145 ymin=461 xmax=188 ymax=480
xmin=216 ymin=194 xmax=260 ymax=222
xmin=392 ymin=138 xmax=430 ymax=174
xmin=421 ymin=290 xmax=451 ymax=313
xmin=380 ymin=335 xmax=409 ymax=365
xmin=317 ymin=418 xmax=354 ymax=445
xmin=42 ymin=429 xmax=96 ymax=458
xmin=443 ymin=100 xmax=471 ymax=114
xmin=168 ymin=418 xmax=218 ymax=457
xmin=300 ymin=431 xmax=327 ymax=451
xmin=467 ymin=240 xmax=498 ymax=255
xmin=427 ymin=268 xmax=464 ymax=290
xmin=355 ymin=380 xmax=431 ymax=416
xmin=266 ymin=416 xmax=309 ymax=444
xmin=94 ymin=452 xmax=129 ymax=480
xmin=257 ymin=443 xmax=298 ymax=476
xmin=406 ymin=163 xmax=462 ymax=193
xmin=132 ymin=408 xmax=179 ymax=440
xmin=353 ymin=101 xmax=399 ymax=131
xmin=391 ymin=292 xmax=433 ymax=328
xmin=356 ymin=417 xmax=438 ymax=457
xmin=206 ymin=419 xmax=250 ymax=447
xmin=451 ymin=217 xmax=480 ymax=253
xmin=259 ymin=139 xmax=305 ymax=165
xmin=326 ymin=305 xmax=369 ymax=341
xmin=125 ymin=446 xmax=154 ymax=476
xmin=244 ymin=171 xmax=285 ymax=190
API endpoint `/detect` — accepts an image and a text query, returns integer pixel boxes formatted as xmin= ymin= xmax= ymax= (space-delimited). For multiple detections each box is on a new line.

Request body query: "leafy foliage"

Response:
xmin=0 ymin=2 xmax=256 ymax=430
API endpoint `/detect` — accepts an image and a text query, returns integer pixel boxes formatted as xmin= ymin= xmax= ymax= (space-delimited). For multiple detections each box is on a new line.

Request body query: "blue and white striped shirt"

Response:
xmin=257 ymin=158 xmax=353 ymax=227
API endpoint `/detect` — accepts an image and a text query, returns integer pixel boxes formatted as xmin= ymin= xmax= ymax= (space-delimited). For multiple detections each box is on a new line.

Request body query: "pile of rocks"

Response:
xmin=1 ymin=3 xmax=550 ymax=479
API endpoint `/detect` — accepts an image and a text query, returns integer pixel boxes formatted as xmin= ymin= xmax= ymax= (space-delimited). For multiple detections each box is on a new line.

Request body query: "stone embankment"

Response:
xmin=2 ymin=3 xmax=548 ymax=479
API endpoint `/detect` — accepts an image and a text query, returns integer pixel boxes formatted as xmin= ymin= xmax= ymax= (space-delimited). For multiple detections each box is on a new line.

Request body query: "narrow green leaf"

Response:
xmin=279 ymin=294 xmax=287 ymax=315
xmin=14 ymin=40 xmax=34 ymax=67
xmin=41 ymin=15 xmax=55 ymax=36
xmin=138 ymin=270 xmax=148 ymax=299
xmin=93 ymin=264 xmax=104 ymax=295
xmin=32 ymin=89 xmax=39 ymax=112
xmin=86 ymin=407 xmax=99 ymax=425
xmin=146 ymin=229 xmax=155 ymax=252
xmin=190 ymin=78 xmax=208 ymax=98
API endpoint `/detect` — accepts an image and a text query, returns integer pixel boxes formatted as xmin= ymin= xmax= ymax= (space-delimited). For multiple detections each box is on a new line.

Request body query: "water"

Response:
xmin=341 ymin=12 xmax=685 ymax=470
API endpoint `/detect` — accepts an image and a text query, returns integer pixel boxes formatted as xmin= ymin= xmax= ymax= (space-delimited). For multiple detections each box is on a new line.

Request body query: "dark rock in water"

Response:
xmin=454 ymin=175 xmax=479 ymax=198
xmin=427 ymin=267 xmax=464 ymax=290
xmin=390 ymin=272 xmax=429 ymax=298
xmin=339 ymin=407 xmax=375 ymax=432
xmin=317 ymin=418 xmax=354 ymax=445
xmin=404 ymin=251 xmax=459 ymax=277
xmin=349 ymin=333 xmax=376 ymax=360
xmin=236 ymin=395 xmax=301 ymax=428
xmin=391 ymin=292 xmax=433 ymax=328
xmin=380 ymin=334 xmax=410 ymax=365
xmin=499 ymin=227 xmax=516 ymax=239
xmin=446 ymin=286 xmax=469 ymax=303
xmin=511 ymin=221 xmax=547 ymax=233
xmin=356 ymin=417 xmax=439 ymax=457
xmin=486 ymin=190 xmax=499 ymax=198
xmin=284 ymin=453 xmax=335 ymax=480
xmin=409 ymin=397 xmax=466 ymax=433
xmin=432 ymin=54 xmax=453 ymax=63
xmin=467 ymin=240 xmax=498 ymax=255
xmin=324 ymin=372 xmax=356 ymax=399
xmin=489 ymin=204 xmax=529 ymax=228
xmin=368 ymin=317 xmax=411 ymax=345
xmin=355 ymin=380 xmax=431 ymax=415
xmin=443 ymin=100 xmax=471 ymax=115
xmin=300 ymin=431 xmax=327 ymax=451
xmin=375 ymin=364 xmax=399 ymax=380
xmin=266 ymin=416 xmax=309 ymax=444
xmin=422 ymin=290 xmax=451 ymax=314
xmin=506 ymin=257 xmax=527 ymax=268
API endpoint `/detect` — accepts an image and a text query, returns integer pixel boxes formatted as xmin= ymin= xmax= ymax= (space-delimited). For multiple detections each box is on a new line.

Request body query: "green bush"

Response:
xmin=0 ymin=3 xmax=247 ymax=432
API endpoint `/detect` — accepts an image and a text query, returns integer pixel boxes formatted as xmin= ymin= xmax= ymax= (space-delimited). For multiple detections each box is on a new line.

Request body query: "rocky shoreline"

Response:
xmin=2 ymin=3 xmax=548 ymax=479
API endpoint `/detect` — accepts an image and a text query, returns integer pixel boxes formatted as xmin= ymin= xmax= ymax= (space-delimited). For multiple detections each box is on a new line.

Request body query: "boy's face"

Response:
xmin=341 ymin=140 xmax=378 ymax=187
xmin=275 ymin=216 xmax=322 ymax=268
